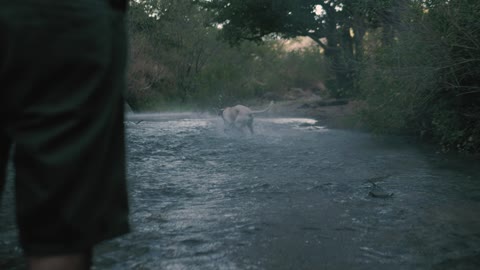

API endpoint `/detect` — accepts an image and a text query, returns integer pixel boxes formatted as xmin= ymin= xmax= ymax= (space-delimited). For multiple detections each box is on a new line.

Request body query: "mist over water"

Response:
xmin=1 ymin=112 xmax=480 ymax=269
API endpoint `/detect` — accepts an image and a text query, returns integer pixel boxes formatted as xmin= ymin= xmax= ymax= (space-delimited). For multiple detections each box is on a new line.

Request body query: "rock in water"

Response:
xmin=369 ymin=184 xmax=393 ymax=198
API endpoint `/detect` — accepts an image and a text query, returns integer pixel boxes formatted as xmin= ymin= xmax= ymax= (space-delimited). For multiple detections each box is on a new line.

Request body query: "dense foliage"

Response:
xmin=126 ymin=0 xmax=327 ymax=111
xmin=199 ymin=0 xmax=402 ymax=96
xmin=359 ymin=0 xmax=480 ymax=153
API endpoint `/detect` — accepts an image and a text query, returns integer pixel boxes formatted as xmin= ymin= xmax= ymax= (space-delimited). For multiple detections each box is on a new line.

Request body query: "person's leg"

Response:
xmin=0 ymin=129 xmax=12 ymax=201
xmin=28 ymin=250 xmax=92 ymax=270
xmin=0 ymin=1 xmax=12 ymax=202
xmin=0 ymin=0 xmax=129 ymax=267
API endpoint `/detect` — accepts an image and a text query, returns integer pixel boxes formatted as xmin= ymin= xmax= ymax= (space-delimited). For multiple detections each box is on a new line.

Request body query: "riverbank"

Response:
xmin=268 ymin=98 xmax=365 ymax=130
xmin=270 ymin=98 xmax=479 ymax=158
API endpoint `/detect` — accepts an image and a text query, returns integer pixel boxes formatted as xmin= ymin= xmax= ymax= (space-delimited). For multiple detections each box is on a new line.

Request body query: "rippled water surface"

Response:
xmin=1 ymin=113 xmax=480 ymax=269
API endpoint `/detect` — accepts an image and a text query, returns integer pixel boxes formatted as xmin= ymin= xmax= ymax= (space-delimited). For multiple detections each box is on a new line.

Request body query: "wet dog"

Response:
xmin=218 ymin=101 xmax=273 ymax=134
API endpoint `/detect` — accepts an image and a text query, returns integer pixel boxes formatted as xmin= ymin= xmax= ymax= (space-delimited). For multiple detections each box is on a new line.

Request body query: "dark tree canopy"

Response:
xmin=200 ymin=0 xmax=397 ymax=49
xmin=200 ymin=0 xmax=402 ymax=95
xmin=202 ymin=0 xmax=330 ymax=48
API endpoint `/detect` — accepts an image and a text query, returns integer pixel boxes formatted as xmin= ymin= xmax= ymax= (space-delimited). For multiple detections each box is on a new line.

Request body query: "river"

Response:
xmin=1 ymin=113 xmax=480 ymax=269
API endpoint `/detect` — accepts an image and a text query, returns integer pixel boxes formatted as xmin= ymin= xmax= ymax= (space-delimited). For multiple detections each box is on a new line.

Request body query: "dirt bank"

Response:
xmin=269 ymin=98 xmax=365 ymax=130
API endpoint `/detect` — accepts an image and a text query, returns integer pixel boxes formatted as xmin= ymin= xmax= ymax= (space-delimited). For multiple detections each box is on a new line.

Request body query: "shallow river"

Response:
xmin=1 ymin=113 xmax=480 ymax=270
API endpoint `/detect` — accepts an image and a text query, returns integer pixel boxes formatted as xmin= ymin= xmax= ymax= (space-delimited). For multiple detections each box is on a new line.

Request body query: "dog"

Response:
xmin=218 ymin=101 xmax=274 ymax=134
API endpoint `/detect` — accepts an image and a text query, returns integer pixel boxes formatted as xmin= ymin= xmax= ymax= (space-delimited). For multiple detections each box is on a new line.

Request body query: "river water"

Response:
xmin=1 ymin=113 xmax=480 ymax=269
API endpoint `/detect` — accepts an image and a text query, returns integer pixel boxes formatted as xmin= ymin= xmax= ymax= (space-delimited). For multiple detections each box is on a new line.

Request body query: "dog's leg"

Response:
xmin=225 ymin=122 xmax=235 ymax=134
xmin=247 ymin=120 xmax=254 ymax=134
xmin=246 ymin=114 xmax=254 ymax=134
xmin=235 ymin=123 xmax=245 ymax=135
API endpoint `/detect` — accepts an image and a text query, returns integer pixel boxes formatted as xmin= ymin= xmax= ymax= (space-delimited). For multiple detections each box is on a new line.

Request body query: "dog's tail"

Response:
xmin=251 ymin=101 xmax=274 ymax=115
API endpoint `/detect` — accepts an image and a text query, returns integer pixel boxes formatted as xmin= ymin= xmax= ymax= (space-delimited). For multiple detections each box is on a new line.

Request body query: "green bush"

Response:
xmin=126 ymin=1 xmax=329 ymax=111
xmin=359 ymin=0 xmax=480 ymax=153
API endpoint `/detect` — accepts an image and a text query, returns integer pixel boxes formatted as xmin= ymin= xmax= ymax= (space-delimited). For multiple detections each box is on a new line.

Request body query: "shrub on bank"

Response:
xmin=359 ymin=0 xmax=480 ymax=154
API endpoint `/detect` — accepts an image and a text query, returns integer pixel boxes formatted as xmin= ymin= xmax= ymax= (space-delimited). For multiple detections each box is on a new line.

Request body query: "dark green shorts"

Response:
xmin=0 ymin=0 xmax=130 ymax=256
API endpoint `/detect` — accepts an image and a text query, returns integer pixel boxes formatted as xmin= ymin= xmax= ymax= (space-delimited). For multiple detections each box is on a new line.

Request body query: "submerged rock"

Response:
xmin=368 ymin=183 xmax=394 ymax=198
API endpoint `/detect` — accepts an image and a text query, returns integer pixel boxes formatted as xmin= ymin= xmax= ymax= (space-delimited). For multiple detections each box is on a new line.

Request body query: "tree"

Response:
xmin=200 ymin=0 xmax=401 ymax=97
xmin=127 ymin=0 xmax=329 ymax=110
xmin=127 ymin=0 xmax=221 ymax=104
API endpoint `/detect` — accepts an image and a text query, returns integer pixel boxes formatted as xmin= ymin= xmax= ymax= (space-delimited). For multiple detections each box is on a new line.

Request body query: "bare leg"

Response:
xmin=28 ymin=250 xmax=92 ymax=270
xmin=0 ymin=129 xmax=12 ymax=199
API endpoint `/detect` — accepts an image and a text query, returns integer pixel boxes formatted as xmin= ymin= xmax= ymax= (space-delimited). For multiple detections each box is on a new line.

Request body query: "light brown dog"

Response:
xmin=219 ymin=101 xmax=274 ymax=134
